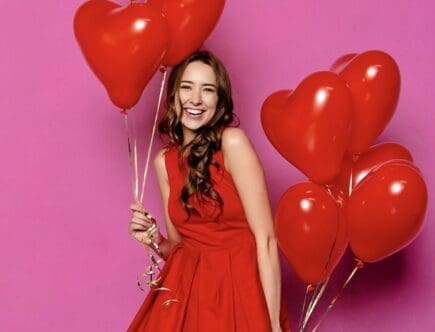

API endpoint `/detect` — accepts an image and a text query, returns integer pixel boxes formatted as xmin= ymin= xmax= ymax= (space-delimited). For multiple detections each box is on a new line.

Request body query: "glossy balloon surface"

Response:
xmin=261 ymin=72 xmax=352 ymax=183
xmin=148 ymin=0 xmax=225 ymax=66
xmin=347 ymin=161 xmax=427 ymax=262
xmin=334 ymin=142 xmax=413 ymax=196
xmin=74 ymin=0 xmax=168 ymax=110
xmin=276 ymin=182 xmax=347 ymax=284
xmin=335 ymin=50 xmax=401 ymax=153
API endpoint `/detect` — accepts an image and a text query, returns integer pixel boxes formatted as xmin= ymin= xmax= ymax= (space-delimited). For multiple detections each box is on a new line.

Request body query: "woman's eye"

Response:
xmin=204 ymin=88 xmax=216 ymax=93
xmin=180 ymin=85 xmax=191 ymax=90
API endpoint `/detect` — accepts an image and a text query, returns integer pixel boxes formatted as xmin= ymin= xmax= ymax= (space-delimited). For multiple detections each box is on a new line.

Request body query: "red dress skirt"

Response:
xmin=128 ymin=147 xmax=291 ymax=331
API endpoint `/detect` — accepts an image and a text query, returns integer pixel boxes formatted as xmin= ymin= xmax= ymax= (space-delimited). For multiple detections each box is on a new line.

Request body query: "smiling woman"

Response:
xmin=127 ymin=50 xmax=291 ymax=332
xmin=156 ymin=51 xmax=237 ymax=219
xmin=177 ymin=61 xmax=219 ymax=134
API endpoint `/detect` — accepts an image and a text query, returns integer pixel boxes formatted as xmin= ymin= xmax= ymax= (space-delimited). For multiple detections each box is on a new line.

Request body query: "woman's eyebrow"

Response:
xmin=180 ymin=80 xmax=217 ymax=88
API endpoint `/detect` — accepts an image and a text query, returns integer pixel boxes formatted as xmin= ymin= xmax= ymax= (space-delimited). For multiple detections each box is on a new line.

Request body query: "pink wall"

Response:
xmin=1 ymin=0 xmax=434 ymax=331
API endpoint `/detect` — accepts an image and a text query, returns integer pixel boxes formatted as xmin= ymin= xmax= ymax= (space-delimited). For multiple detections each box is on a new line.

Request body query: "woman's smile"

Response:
xmin=176 ymin=60 xmax=219 ymax=141
xmin=184 ymin=107 xmax=206 ymax=118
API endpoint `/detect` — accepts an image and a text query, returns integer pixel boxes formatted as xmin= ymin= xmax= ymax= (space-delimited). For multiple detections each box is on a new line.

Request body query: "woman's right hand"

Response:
xmin=128 ymin=202 xmax=158 ymax=246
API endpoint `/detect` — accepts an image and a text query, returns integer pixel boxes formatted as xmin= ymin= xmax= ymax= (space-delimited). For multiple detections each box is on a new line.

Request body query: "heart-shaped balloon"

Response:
xmin=330 ymin=53 xmax=357 ymax=73
xmin=261 ymin=72 xmax=352 ymax=183
xmin=333 ymin=50 xmax=401 ymax=154
xmin=276 ymin=182 xmax=348 ymax=284
xmin=347 ymin=160 xmax=427 ymax=263
xmin=334 ymin=142 xmax=413 ymax=196
xmin=74 ymin=0 xmax=168 ymax=110
xmin=148 ymin=0 xmax=225 ymax=66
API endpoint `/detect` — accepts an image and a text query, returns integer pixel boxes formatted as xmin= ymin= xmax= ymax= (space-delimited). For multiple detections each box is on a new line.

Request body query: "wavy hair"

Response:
xmin=158 ymin=50 xmax=238 ymax=221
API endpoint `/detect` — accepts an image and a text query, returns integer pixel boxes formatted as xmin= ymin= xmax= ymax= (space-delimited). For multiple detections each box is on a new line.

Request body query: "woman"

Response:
xmin=127 ymin=50 xmax=291 ymax=332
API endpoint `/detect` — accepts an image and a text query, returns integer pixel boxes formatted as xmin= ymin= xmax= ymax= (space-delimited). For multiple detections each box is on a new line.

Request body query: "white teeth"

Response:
xmin=185 ymin=108 xmax=204 ymax=115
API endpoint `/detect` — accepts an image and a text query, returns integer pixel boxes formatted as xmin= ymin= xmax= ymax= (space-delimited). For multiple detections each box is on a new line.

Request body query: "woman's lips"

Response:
xmin=184 ymin=108 xmax=205 ymax=119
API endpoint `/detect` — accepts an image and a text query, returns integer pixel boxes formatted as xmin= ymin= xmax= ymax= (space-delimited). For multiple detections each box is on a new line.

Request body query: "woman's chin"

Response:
xmin=181 ymin=120 xmax=205 ymax=132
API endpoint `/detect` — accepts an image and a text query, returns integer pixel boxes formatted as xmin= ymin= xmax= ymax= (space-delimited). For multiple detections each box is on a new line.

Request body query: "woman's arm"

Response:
xmin=153 ymin=149 xmax=183 ymax=259
xmin=222 ymin=128 xmax=282 ymax=331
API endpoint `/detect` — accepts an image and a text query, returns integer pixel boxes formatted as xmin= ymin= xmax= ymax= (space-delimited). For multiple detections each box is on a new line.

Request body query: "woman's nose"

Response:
xmin=190 ymin=88 xmax=202 ymax=105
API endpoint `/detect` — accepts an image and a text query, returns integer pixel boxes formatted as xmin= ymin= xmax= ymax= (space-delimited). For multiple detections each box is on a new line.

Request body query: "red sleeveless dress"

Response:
xmin=128 ymin=146 xmax=291 ymax=331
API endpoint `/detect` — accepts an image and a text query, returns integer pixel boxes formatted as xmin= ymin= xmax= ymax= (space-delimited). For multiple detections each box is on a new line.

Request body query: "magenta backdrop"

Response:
xmin=1 ymin=0 xmax=434 ymax=331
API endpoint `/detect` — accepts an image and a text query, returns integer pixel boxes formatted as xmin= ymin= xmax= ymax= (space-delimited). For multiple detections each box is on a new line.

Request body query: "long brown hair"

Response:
xmin=158 ymin=50 xmax=238 ymax=221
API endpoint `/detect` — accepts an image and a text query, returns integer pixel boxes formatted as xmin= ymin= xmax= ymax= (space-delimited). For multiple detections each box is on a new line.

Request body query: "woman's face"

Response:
xmin=176 ymin=61 xmax=219 ymax=135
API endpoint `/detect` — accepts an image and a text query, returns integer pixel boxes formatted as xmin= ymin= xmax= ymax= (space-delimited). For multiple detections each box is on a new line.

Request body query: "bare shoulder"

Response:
xmin=221 ymin=127 xmax=258 ymax=173
xmin=221 ymin=127 xmax=252 ymax=151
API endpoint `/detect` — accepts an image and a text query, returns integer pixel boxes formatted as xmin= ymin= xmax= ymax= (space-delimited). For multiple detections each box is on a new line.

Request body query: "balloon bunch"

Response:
xmin=261 ymin=50 xmax=428 ymax=331
xmin=73 ymin=0 xmax=225 ymax=292
xmin=73 ymin=0 xmax=225 ymax=111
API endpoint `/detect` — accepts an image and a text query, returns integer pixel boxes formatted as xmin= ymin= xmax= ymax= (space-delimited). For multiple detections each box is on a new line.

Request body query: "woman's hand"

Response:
xmin=128 ymin=202 xmax=162 ymax=246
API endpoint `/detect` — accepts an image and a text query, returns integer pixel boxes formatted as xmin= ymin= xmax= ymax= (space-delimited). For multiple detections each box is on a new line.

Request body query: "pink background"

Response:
xmin=1 ymin=0 xmax=434 ymax=331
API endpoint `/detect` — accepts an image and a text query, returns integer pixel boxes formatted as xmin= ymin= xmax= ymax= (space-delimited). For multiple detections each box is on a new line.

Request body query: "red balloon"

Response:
xmin=334 ymin=50 xmax=401 ymax=154
xmin=334 ymin=142 xmax=413 ymax=196
xmin=73 ymin=0 xmax=168 ymax=110
xmin=347 ymin=160 xmax=427 ymax=263
xmin=330 ymin=53 xmax=357 ymax=73
xmin=148 ymin=0 xmax=225 ymax=66
xmin=276 ymin=182 xmax=348 ymax=284
xmin=261 ymin=72 xmax=352 ymax=183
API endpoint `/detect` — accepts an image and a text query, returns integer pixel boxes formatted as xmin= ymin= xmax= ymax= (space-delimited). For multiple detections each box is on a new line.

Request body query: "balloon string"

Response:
xmin=139 ymin=66 xmax=168 ymax=203
xmin=300 ymin=185 xmax=339 ymax=331
xmin=122 ymin=69 xmax=170 ymax=297
xmin=124 ymin=113 xmax=140 ymax=202
xmin=124 ymin=114 xmax=132 ymax=166
xmin=300 ymin=282 xmax=321 ymax=331
xmin=302 ymin=279 xmax=329 ymax=331
xmin=133 ymin=136 xmax=139 ymax=200
xmin=311 ymin=260 xmax=364 ymax=332
xmin=298 ymin=285 xmax=314 ymax=332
